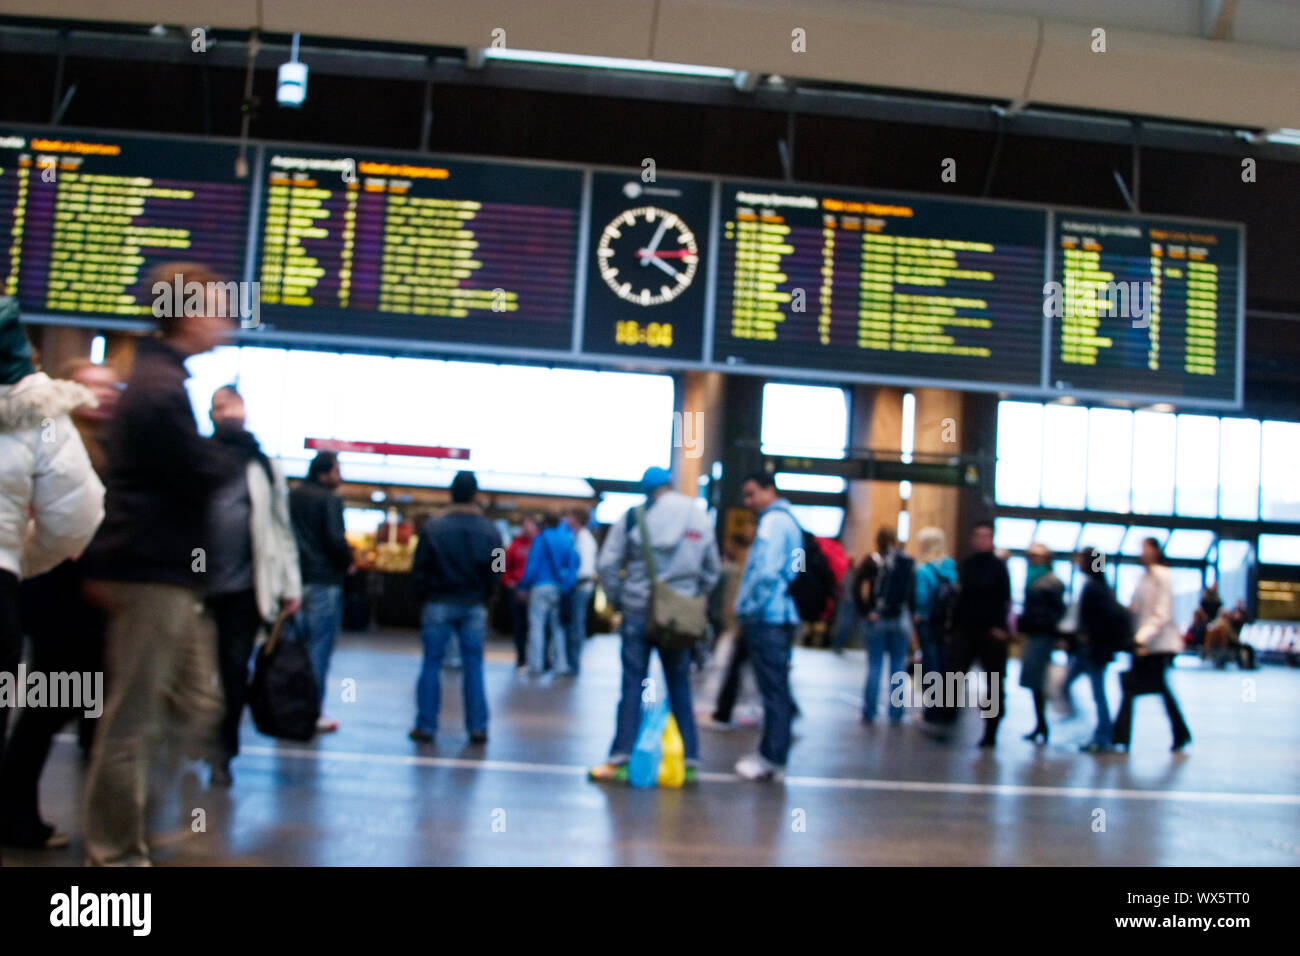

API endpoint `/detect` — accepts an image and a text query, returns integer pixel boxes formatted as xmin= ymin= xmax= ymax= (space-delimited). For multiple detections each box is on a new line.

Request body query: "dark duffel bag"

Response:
xmin=249 ymin=615 xmax=320 ymax=741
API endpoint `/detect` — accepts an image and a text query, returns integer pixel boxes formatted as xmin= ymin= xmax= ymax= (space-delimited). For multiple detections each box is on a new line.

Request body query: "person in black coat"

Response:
xmin=1017 ymin=543 xmax=1066 ymax=744
xmin=1073 ymin=548 xmax=1128 ymax=753
xmin=948 ymin=521 xmax=1012 ymax=747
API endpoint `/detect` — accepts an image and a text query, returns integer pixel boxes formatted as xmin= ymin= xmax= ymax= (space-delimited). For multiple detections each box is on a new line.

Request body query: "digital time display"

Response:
xmin=582 ymin=171 xmax=712 ymax=362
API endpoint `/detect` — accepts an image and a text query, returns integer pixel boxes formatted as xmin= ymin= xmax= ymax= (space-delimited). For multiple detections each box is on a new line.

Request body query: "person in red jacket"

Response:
xmin=502 ymin=514 xmax=539 ymax=671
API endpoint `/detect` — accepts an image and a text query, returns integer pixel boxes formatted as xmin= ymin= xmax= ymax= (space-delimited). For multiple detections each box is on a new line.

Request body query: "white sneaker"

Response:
xmin=734 ymin=754 xmax=784 ymax=782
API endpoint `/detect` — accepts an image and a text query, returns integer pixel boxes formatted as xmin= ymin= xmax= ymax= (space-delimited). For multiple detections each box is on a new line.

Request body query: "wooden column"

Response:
xmin=671 ymin=370 xmax=725 ymax=497
xmin=908 ymin=387 xmax=963 ymax=558
xmin=843 ymin=384 xmax=903 ymax=561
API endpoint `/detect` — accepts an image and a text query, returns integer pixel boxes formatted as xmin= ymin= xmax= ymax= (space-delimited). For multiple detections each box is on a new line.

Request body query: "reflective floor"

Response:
xmin=7 ymin=631 xmax=1299 ymax=866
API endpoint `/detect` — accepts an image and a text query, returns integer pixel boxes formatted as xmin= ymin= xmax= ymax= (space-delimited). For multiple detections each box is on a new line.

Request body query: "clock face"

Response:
xmin=596 ymin=206 xmax=699 ymax=306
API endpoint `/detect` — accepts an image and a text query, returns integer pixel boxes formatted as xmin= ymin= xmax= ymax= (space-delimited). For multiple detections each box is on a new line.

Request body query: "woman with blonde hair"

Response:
xmin=911 ymin=526 xmax=957 ymax=724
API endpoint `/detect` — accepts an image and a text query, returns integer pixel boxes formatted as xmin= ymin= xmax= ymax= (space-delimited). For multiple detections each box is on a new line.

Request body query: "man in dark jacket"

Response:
xmin=81 ymin=262 xmax=242 ymax=866
xmin=287 ymin=450 xmax=353 ymax=733
xmin=408 ymin=471 xmax=501 ymax=745
xmin=861 ymin=526 xmax=915 ymax=724
xmin=948 ymin=520 xmax=1012 ymax=747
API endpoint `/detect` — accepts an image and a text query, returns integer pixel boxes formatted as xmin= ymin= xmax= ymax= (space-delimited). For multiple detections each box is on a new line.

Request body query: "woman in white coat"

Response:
xmin=1111 ymin=537 xmax=1191 ymax=751
xmin=0 ymin=298 xmax=105 ymax=846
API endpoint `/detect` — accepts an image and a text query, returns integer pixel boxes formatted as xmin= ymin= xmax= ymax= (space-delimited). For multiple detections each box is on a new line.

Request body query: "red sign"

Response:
xmin=305 ymin=438 xmax=470 ymax=460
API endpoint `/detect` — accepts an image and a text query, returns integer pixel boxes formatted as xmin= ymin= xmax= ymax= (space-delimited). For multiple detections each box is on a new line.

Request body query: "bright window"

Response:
xmin=1131 ymin=411 xmax=1176 ymax=515
xmin=1174 ymin=414 xmax=1220 ymax=518
xmin=1115 ymin=563 xmax=1144 ymax=605
xmin=761 ymin=383 xmax=848 ymax=458
xmin=1086 ymin=408 xmax=1133 ymax=513
xmin=994 ymin=517 xmax=1037 ymax=551
xmin=1040 ymin=404 xmax=1088 ymax=509
xmin=1077 ymin=523 xmax=1126 ymax=555
xmin=1121 ymin=526 xmax=1170 ymax=557
xmin=788 ymin=504 xmax=844 ymax=538
xmin=995 ymin=402 xmax=1043 ymax=507
xmin=1260 ymin=421 xmax=1300 ymax=522
xmin=1032 ymin=520 xmax=1082 ymax=554
xmin=1258 ymin=534 xmax=1300 ymax=566
xmin=1217 ymin=418 xmax=1261 ymax=520
xmin=1164 ymin=529 xmax=1215 ymax=560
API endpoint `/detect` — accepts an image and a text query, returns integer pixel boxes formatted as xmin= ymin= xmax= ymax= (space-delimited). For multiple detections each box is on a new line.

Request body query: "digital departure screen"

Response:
xmin=711 ymin=183 xmax=1048 ymax=386
xmin=581 ymin=171 xmax=712 ymax=362
xmin=0 ymin=128 xmax=249 ymax=317
xmin=1048 ymin=214 xmax=1241 ymax=404
xmin=255 ymin=149 xmax=583 ymax=351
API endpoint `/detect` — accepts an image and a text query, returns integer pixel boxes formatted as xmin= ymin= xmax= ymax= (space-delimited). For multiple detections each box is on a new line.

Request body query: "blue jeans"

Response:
xmin=415 ymin=600 xmax=488 ymax=735
xmin=609 ymin=615 xmax=699 ymax=763
xmin=1070 ymin=653 xmax=1113 ymax=746
xmin=743 ymin=620 xmax=797 ymax=767
xmin=527 ymin=584 xmax=569 ymax=673
xmin=566 ymin=582 xmax=593 ymax=675
xmin=289 ymin=583 xmax=342 ymax=706
xmin=864 ymin=613 xmax=910 ymax=722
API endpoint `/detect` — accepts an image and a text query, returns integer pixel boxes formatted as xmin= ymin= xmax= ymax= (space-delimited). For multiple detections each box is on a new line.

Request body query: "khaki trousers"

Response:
xmin=83 ymin=582 xmax=223 ymax=866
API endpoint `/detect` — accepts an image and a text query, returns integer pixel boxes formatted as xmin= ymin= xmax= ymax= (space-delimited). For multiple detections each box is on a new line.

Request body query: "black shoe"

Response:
xmin=209 ymin=763 xmax=233 ymax=787
xmin=1 ymin=822 xmax=69 ymax=850
xmin=408 ymin=728 xmax=434 ymax=744
xmin=469 ymin=731 xmax=488 ymax=745
xmin=977 ymin=735 xmax=997 ymax=749
xmin=1023 ymin=729 xmax=1048 ymax=745
xmin=1171 ymin=735 xmax=1191 ymax=752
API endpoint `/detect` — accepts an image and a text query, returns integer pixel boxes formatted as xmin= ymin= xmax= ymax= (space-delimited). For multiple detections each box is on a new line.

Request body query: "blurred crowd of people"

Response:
xmin=0 ymin=262 xmax=1245 ymax=863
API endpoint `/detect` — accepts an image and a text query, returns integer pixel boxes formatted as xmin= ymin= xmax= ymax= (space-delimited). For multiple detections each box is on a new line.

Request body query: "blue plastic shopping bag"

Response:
xmin=627 ymin=698 xmax=671 ymax=788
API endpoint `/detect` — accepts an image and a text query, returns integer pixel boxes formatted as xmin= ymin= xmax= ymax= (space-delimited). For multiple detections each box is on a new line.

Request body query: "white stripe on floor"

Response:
xmin=238 ymin=745 xmax=1300 ymax=806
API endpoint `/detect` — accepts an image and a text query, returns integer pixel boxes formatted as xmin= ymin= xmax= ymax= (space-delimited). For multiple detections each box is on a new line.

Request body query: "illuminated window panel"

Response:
xmin=1120 ymin=526 xmax=1170 ymax=557
xmin=1085 ymin=407 xmax=1133 ymax=513
xmin=595 ymin=492 xmax=645 ymax=526
xmin=788 ymin=504 xmax=844 ymax=539
xmin=1031 ymin=520 xmax=1083 ymax=554
xmin=1216 ymin=539 xmax=1253 ymax=610
xmin=1217 ymin=418 xmax=1261 ymax=520
xmin=995 ymin=401 xmax=1043 ymax=507
xmin=1008 ymin=555 xmax=1027 ymax=608
xmin=1131 ymin=411 xmax=1176 ymax=515
xmin=1164 ymin=529 xmax=1215 ymax=560
xmin=775 ymin=473 xmax=847 ymax=493
xmin=343 ymin=508 xmax=387 ymax=534
xmin=1040 ymin=404 xmax=1088 ymax=510
xmin=1260 ymin=421 xmax=1300 ymax=522
xmin=1258 ymin=534 xmax=1300 ymax=566
xmin=1115 ymin=563 xmax=1144 ymax=605
xmin=1174 ymin=414 xmax=1220 ymax=518
xmin=761 ymin=383 xmax=848 ymax=458
xmin=184 ymin=345 xmax=243 ymax=437
xmin=1077 ymin=523 xmax=1126 ymax=555
xmin=993 ymin=517 xmax=1037 ymax=551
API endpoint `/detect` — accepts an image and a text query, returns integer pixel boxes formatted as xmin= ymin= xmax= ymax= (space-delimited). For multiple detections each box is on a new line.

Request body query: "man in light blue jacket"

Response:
xmin=732 ymin=471 xmax=803 ymax=781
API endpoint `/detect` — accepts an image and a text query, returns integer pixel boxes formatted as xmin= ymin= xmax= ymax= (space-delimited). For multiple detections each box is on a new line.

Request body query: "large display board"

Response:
xmin=1047 ymin=213 xmax=1242 ymax=404
xmin=255 ymin=148 xmax=583 ymax=351
xmin=712 ymin=183 xmax=1047 ymax=387
xmin=6 ymin=125 xmax=1245 ymax=408
xmin=1 ymin=128 xmax=249 ymax=318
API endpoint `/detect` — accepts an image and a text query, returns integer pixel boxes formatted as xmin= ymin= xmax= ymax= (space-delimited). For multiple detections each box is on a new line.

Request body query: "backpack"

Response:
xmin=789 ymin=527 xmax=837 ymax=624
xmin=921 ymin=562 xmax=959 ymax=641
xmin=875 ymin=551 xmax=915 ymax=618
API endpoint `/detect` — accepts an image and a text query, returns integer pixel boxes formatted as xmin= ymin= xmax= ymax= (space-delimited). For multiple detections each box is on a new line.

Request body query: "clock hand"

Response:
xmin=645 ymin=255 xmax=679 ymax=279
xmin=640 ymin=216 xmax=671 ymax=267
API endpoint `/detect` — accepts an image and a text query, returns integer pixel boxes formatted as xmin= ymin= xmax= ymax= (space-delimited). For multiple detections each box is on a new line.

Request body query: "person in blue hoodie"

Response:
xmin=732 ymin=471 xmax=804 ymax=782
xmin=912 ymin=526 xmax=958 ymax=725
xmin=517 ymin=511 xmax=578 ymax=676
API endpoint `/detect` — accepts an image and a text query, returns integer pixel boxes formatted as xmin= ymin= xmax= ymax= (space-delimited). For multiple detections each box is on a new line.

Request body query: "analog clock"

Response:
xmin=596 ymin=206 xmax=699 ymax=306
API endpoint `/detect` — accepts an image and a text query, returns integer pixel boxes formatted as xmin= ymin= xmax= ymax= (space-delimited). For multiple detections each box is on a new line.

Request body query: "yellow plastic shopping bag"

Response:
xmin=657 ymin=714 xmax=686 ymax=788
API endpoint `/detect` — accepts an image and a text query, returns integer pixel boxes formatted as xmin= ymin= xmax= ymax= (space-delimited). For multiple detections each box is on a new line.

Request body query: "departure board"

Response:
xmin=1048 ymin=214 xmax=1241 ymax=404
xmin=255 ymin=149 xmax=582 ymax=350
xmin=0 ymin=128 xmax=249 ymax=317
xmin=712 ymin=183 xmax=1048 ymax=385
xmin=581 ymin=171 xmax=712 ymax=362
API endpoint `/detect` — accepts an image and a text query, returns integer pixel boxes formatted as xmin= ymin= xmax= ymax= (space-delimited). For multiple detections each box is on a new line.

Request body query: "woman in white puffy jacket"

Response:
xmin=0 ymin=297 xmax=106 ymax=759
xmin=1111 ymin=537 xmax=1192 ymax=752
